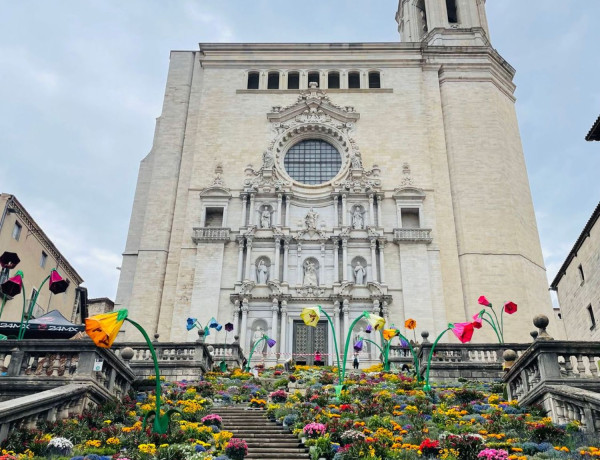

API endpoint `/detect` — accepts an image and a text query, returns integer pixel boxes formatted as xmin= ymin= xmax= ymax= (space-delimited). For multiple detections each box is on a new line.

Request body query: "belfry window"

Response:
xmin=205 ymin=207 xmax=224 ymax=227
xmin=328 ymin=71 xmax=340 ymax=89
xmin=284 ymin=139 xmax=342 ymax=185
xmin=368 ymin=71 xmax=381 ymax=89
xmin=348 ymin=71 xmax=360 ymax=89
xmin=247 ymin=72 xmax=259 ymax=89
xmin=446 ymin=0 xmax=458 ymax=23
xmin=288 ymin=72 xmax=300 ymax=89
xmin=308 ymin=71 xmax=320 ymax=87
xmin=267 ymin=72 xmax=280 ymax=89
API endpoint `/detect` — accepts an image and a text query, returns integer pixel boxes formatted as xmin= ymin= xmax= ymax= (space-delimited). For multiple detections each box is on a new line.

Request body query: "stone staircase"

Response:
xmin=216 ymin=406 xmax=310 ymax=459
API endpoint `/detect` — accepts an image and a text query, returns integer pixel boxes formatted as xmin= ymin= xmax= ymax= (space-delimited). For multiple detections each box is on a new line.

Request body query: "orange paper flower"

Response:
xmin=404 ymin=319 xmax=417 ymax=330
xmin=383 ymin=329 xmax=399 ymax=341
xmin=85 ymin=309 xmax=128 ymax=348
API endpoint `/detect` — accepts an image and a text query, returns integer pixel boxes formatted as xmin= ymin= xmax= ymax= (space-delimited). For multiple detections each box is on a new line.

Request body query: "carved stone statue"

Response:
xmin=352 ymin=207 xmax=364 ymax=229
xmin=305 ymin=208 xmax=318 ymax=230
xmin=351 ymin=153 xmax=362 ymax=169
xmin=260 ymin=209 xmax=271 ymax=228
xmin=303 ymin=260 xmax=318 ymax=287
xmin=354 ymin=261 xmax=366 ymax=285
xmin=252 ymin=326 xmax=266 ymax=353
xmin=256 ymin=260 xmax=269 ymax=284
xmin=262 ymin=150 xmax=275 ymax=169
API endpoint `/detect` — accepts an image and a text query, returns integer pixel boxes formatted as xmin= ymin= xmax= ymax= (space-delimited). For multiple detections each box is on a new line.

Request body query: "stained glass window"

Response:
xmin=284 ymin=140 xmax=342 ymax=185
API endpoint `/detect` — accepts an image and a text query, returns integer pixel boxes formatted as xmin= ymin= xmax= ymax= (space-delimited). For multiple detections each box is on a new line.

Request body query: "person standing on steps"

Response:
xmin=314 ymin=350 xmax=323 ymax=366
xmin=353 ymin=352 xmax=359 ymax=370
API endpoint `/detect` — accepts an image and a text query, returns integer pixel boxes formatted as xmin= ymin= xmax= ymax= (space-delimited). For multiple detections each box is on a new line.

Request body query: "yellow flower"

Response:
xmin=383 ymin=329 xmax=399 ymax=341
xmin=300 ymin=306 xmax=320 ymax=327
xmin=365 ymin=311 xmax=385 ymax=331
xmin=106 ymin=437 xmax=120 ymax=446
xmin=138 ymin=443 xmax=157 ymax=455
xmin=85 ymin=440 xmax=102 ymax=448
xmin=103 ymin=420 xmax=112 ymax=424
xmin=85 ymin=309 xmax=128 ymax=348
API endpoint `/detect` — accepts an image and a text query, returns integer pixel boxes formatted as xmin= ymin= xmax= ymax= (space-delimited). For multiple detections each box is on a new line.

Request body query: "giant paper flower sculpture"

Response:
xmin=85 ymin=309 xmax=128 ymax=348
xmin=504 ymin=301 xmax=518 ymax=314
xmin=478 ymin=295 xmax=491 ymax=307
xmin=266 ymin=337 xmax=276 ymax=348
xmin=0 ymin=271 xmax=23 ymax=298
xmin=383 ymin=328 xmax=399 ymax=341
xmin=365 ymin=312 xmax=385 ymax=331
xmin=301 ymin=307 xmax=320 ymax=327
xmin=353 ymin=339 xmax=364 ymax=352
xmin=186 ymin=317 xmax=198 ymax=331
xmin=472 ymin=312 xmax=483 ymax=329
xmin=48 ymin=269 xmax=69 ymax=295
xmin=451 ymin=321 xmax=475 ymax=343
xmin=404 ymin=318 xmax=417 ymax=330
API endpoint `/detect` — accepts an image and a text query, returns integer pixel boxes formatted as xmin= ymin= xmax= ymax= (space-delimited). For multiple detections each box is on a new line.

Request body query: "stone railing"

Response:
xmin=0 ymin=339 xmax=135 ymax=402
xmin=192 ymin=227 xmax=231 ymax=243
xmin=209 ymin=343 xmax=245 ymax=369
xmin=393 ymin=228 xmax=432 ymax=243
xmin=0 ymin=383 xmax=104 ymax=442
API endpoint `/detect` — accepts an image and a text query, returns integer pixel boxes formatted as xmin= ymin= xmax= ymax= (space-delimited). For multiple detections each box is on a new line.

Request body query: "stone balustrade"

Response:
xmin=192 ymin=227 xmax=231 ymax=243
xmin=209 ymin=343 xmax=245 ymax=369
xmin=0 ymin=339 xmax=135 ymax=402
xmin=393 ymin=228 xmax=432 ymax=243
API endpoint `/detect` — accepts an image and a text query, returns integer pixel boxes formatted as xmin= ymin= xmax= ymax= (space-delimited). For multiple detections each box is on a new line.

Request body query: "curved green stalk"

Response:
xmin=0 ymin=296 xmax=6 ymax=320
xmin=395 ymin=332 xmax=421 ymax=381
xmin=361 ymin=337 xmax=384 ymax=355
xmin=126 ymin=318 xmax=179 ymax=434
xmin=318 ymin=306 xmax=342 ymax=383
xmin=500 ymin=308 xmax=505 ymax=343
xmin=424 ymin=326 xmax=453 ymax=391
xmin=245 ymin=336 xmax=267 ymax=372
xmin=341 ymin=312 xmax=368 ymax=383
xmin=488 ymin=306 xmax=503 ymax=343
xmin=18 ymin=275 xmax=50 ymax=340
xmin=482 ymin=312 xmax=503 ymax=344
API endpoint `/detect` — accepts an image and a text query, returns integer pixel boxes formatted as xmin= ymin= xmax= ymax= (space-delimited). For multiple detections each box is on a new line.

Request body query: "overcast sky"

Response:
xmin=1 ymin=1 xmax=599 ymax=304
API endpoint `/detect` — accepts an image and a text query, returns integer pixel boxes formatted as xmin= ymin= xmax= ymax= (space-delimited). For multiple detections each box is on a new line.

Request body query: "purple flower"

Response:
xmin=267 ymin=338 xmax=276 ymax=348
xmin=400 ymin=338 xmax=409 ymax=348
xmin=353 ymin=339 xmax=364 ymax=352
xmin=225 ymin=322 xmax=234 ymax=332
xmin=365 ymin=324 xmax=373 ymax=333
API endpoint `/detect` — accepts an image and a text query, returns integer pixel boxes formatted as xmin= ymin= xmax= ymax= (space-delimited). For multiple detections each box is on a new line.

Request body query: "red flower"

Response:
xmin=472 ymin=312 xmax=483 ymax=329
xmin=504 ymin=301 xmax=518 ymax=314
xmin=478 ymin=296 xmax=491 ymax=307
xmin=451 ymin=322 xmax=475 ymax=343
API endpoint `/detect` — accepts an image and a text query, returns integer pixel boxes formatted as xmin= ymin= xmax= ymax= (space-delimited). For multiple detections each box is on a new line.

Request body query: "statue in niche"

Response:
xmin=256 ymin=260 xmax=269 ymax=284
xmin=352 ymin=207 xmax=364 ymax=229
xmin=351 ymin=152 xmax=362 ymax=169
xmin=262 ymin=150 xmax=275 ymax=169
xmin=252 ymin=326 xmax=266 ymax=353
xmin=260 ymin=209 xmax=271 ymax=228
xmin=354 ymin=261 xmax=366 ymax=285
xmin=303 ymin=260 xmax=318 ymax=287
xmin=305 ymin=208 xmax=318 ymax=230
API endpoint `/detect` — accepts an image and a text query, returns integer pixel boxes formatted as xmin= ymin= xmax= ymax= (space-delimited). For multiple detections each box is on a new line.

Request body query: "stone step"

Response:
xmin=246 ymin=454 xmax=309 ymax=459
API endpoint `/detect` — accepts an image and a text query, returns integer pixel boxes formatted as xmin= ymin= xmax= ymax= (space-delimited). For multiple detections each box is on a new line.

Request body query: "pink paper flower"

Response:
xmin=451 ymin=322 xmax=475 ymax=343
xmin=503 ymin=301 xmax=518 ymax=314
xmin=472 ymin=312 xmax=483 ymax=329
xmin=478 ymin=295 xmax=491 ymax=307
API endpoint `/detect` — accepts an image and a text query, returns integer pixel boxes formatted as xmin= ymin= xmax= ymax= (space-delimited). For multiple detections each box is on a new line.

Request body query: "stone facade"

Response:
xmin=116 ymin=0 xmax=558 ymax=358
xmin=551 ymin=202 xmax=600 ymax=341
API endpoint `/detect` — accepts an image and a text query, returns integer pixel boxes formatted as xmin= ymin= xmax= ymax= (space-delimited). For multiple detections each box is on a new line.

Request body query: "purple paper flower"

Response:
xmin=225 ymin=322 xmax=234 ymax=332
xmin=365 ymin=324 xmax=373 ymax=333
xmin=267 ymin=337 xmax=276 ymax=348
xmin=400 ymin=338 xmax=409 ymax=348
xmin=353 ymin=339 xmax=364 ymax=352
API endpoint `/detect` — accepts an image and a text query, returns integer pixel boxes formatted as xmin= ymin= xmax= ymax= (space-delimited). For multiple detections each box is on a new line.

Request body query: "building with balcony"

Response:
xmin=116 ymin=0 xmax=558 ymax=362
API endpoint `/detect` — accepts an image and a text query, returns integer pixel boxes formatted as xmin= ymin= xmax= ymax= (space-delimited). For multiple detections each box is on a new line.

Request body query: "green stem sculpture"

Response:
xmin=0 ymin=295 xmax=7 ymax=320
xmin=245 ymin=335 xmax=267 ymax=372
xmin=423 ymin=325 xmax=453 ymax=392
xmin=318 ymin=307 xmax=343 ymax=384
xmin=125 ymin=317 xmax=179 ymax=434
xmin=17 ymin=274 xmax=50 ymax=340
xmin=341 ymin=312 xmax=370 ymax=383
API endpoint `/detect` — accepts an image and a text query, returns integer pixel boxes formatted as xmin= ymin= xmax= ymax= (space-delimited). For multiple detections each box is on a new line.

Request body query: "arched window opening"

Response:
xmin=308 ymin=71 xmax=320 ymax=87
xmin=328 ymin=72 xmax=340 ymax=89
xmin=247 ymin=72 xmax=259 ymax=90
xmin=348 ymin=71 xmax=360 ymax=89
xmin=368 ymin=71 xmax=381 ymax=89
xmin=288 ymin=71 xmax=300 ymax=89
xmin=267 ymin=72 xmax=280 ymax=90
xmin=446 ymin=0 xmax=458 ymax=23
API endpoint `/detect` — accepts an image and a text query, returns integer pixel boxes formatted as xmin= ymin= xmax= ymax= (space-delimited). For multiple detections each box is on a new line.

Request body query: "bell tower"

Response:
xmin=396 ymin=0 xmax=490 ymax=45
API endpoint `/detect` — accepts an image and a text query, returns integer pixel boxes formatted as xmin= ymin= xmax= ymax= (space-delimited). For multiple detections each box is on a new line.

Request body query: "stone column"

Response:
xmin=369 ymin=194 xmax=375 ymax=226
xmin=370 ymin=239 xmax=378 ymax=282
xmin=244 ymin=238 xmax=253 ymax=280
xmin=296 ymin=242 xmax=303 ymax=285
xmin=248 ymin=193 xmax=256 ymax=226
xmin=279 ymin=299 xmax=288 ymax=362
xmin=376 ymin=194 xmax=383 ymax=227
xmin=240 ymin=300 xmax=249 ymax=352
xmin=371 ymin=299 xmax=381 ymax=360
xmin=379 ymin=239 xmax=386 ymax=284
xmin=236 ymin=237 xmax=245 ymax=282
xmin=342 ymin=238 xmax=349 ymax=282
xmin=233 ymin=299 xmax=241 ymax=341
xmin=271 ymin=298 xmax=279 ymax=356
xmin=283 ymin=239 xmax=290 ymax=282
xmin=241 ymin=195 xmax=248 ymax=227
xmin=274 ymin=237 xmax=281 ymax=281
xmin=341 ymin=194 xmax=348 ymax=226
xmin=382 ymin=300 xmax=390 ymax=325
xmin=333 ymin=300 xmax=341 ymax=364
xmin=276 ymin=193 xmax=283 ymax=226
xmin=342 ymin=299 xmax=350 ymax=352
xmin=319 ymin=242 xmax=326 ymax=285
xmin=333 ymin=196 xmax=339 ymax=226
xmin=333 ymin=240 xmax=339 ymax=283
xmin=285 ymin=194 xmax=291 ymax=227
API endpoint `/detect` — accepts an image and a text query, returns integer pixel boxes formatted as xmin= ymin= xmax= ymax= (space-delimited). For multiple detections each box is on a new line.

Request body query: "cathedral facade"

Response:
xmin=116 ymin=0 xmax=557 ymax=363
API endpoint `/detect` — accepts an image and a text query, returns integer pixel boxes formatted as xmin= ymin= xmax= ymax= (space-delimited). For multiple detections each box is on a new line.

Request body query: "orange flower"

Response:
xmin=404 ymin=319 xmax=417 ymax=330
xmin=383 ymin=329 xmax=399 ymax=341
xmin=85 ymin=309 xmax=128 ymax=348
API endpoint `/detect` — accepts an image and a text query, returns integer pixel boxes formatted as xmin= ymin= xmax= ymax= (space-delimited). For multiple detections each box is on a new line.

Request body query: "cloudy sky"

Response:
xmin=1 ymin=1 xmax=599 ymax=303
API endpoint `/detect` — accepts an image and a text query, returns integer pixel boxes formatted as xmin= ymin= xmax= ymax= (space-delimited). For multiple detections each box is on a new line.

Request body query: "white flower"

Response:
xmin=48 ymin=437 xmax=74 ymax=449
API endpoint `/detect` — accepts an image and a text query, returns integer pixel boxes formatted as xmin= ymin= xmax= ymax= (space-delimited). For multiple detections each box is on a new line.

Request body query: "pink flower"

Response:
xmin=472 ymin=312 xmax=483 ymax=329
xmin=504 ymin=301 xmax=517 ymax=314
xmin=451 ymin=322 xmax=475 ymax=343
xmin=478 ymin=296 xmax=491 ymax=307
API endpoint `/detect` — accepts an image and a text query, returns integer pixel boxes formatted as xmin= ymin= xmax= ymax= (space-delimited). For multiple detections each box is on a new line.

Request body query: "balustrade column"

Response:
xmin=333 ymin=196 xmax=339 ymax=226
xmin=371 ymin=300 xmax=381 ymax=360
xmin=370 ymin=239 xmax=378 ymax=282
xmin=341 ymin=194 xmax=348 ymax=226
xmin=240 ymin=300 xmax=249 ymax=352
xmin=244 ymin=238 xmax=253 ymax=280
xmin=248 ymin=194 xmax=256 ymax=226
xmin=333 ymin=300 xmax=341 ymax=365
xmin=279 ymin=300 xmax=288 ymax=362
xmin=237 ymin=238 xmax=245 ymax=282
xmin=333 ymin=240 xmax=339 ymax=283
xmin=320 ymin=242 xmax=326 ymax=285
xmin=285 ymin=195 xmax=291 ymax=227
xmin=241 ymin=195 xmax=248 ymax=226
xmin=342 ymin=239 xmax=348 ymax=282
xmin=274 ymin=237 xmax=281 ymax=281
xmin=379 ymin=239 xmax=386 ymax=284
xmin=271 ymin=299 xmax=279 ymax=357
xmin=369 ymin=194 xmax=375 ymax=226
xmin=276 ymin=193 xmax=283 ymax=226
xmin=283 ymin=239 xmax=290 ymax=282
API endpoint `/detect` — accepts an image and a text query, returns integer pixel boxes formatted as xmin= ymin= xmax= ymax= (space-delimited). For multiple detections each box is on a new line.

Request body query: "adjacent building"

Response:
xmin=116 ymin=0 xmax=558 ymax=362
xmin=0 ymin=194 xmax=85 ymax=323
